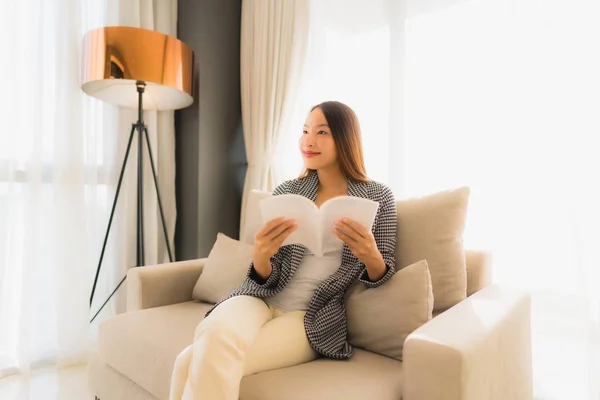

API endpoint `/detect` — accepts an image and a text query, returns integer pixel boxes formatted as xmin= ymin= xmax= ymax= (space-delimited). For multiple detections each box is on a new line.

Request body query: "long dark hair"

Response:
xmin=299 ymin=101 xmax=368 ymax=183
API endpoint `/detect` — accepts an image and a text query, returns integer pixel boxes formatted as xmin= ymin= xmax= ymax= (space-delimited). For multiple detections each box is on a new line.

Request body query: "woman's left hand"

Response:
xmin=333 ymin=218 xmax=381 ymax=264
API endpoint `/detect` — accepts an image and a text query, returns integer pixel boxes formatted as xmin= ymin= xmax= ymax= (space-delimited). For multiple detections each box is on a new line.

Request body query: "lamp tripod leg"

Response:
xmin=89 ymin=124 xmax=137 ymax=309
xmin=137 ymin=122 xmax=145 ymax=266
xmin=89 ymin=83 xmax=174 ymax=322
xmin=90 ymin=275 xmax=126 ymax=324
xmin=143 ymin=126 xmax=174 ymax=262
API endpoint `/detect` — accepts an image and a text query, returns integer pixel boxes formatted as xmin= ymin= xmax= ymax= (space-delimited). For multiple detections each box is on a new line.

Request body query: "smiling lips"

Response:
xmin=303 ymin=151 xmax=321 ymax=158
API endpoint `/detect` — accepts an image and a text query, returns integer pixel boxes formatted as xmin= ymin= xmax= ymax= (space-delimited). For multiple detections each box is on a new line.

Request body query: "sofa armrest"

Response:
xmin=126 ymin=258 xmax=206 ymax=312
xmin=403 ymin=284 xmax=532 ymax=400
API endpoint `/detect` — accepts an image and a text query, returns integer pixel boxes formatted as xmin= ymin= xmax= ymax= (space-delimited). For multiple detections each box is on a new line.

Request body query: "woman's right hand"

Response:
xmin=253 ymin=217 xmax=297 ymax=264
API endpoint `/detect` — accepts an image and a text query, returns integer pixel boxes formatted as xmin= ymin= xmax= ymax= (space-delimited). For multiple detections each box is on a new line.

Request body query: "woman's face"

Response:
xmin=299 ymin=107 xmax=337 ymax=170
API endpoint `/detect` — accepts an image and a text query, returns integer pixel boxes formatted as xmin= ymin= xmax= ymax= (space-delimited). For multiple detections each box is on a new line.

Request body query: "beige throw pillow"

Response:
xmin=396 ymin=186 xmax=470 ymax=312
xmin=192 ymin=233 xmax=254 ymax=303
xmin=345 ymin=260 xmax=433 ymax=361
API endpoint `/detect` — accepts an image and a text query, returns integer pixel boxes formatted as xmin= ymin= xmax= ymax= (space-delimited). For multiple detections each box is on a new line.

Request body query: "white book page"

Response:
xmin=258 ymin=194 xmax=321 ymax=255
xmin=319 ymin=196 xmax=380 ymax=254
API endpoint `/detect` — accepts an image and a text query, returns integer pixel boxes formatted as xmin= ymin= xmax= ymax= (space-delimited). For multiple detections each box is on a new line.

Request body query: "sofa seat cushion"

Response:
xmin=240 ymin=349 xmax=403 ymax=400
xmin=99 ymin=301 xmax=211 ymax=400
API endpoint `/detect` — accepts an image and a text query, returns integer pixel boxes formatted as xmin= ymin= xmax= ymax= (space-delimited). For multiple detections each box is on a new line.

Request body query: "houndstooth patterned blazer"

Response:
xmin=205 ymin=170 xmax=397 ymax=360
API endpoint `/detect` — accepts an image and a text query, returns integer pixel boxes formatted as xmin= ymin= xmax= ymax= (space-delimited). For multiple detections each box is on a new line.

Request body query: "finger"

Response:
xmin=334 ymin=229 xmax=358 ymax=255
xmin=275 ymin=224 xmax=297 ymax=245
xmin=336 ymin=218 xmax=366 ymax=238
xmin=258 ymin=217 xmax=293 ymax=238
xmin=334 ymin=226 xmax=358 ymax=244
xmin=262 ymin=217 xmax=288 ymax=234
xmin=335 ymin=232 xmax=368 ymax=258
xmin=256 ymin=217 xmax=284 ymax=238
xmin=267 ymin=219 xmax=297 ymax=241
xmin=334 ymin=223 xmax=359 ymax=242
xmin=333 ymin=228 xmax=346 ymax=243
xmin=257 ymin=223 xmax=296 ymax=256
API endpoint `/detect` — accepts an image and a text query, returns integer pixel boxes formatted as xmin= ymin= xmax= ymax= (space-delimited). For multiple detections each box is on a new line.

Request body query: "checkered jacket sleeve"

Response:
xmin=357 ymin=183 xmax=397 ymax=287
xmin=246 ymin=180 xmax=293 ymax=288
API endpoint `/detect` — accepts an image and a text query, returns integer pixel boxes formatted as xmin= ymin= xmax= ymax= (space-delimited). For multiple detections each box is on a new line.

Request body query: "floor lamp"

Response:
xmin=80 ymin=26 xmax=194 ymax=323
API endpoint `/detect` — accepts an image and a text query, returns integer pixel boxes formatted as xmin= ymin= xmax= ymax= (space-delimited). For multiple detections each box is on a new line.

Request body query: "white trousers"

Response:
xmin=169 ymin=295 xmax=318 ymax=400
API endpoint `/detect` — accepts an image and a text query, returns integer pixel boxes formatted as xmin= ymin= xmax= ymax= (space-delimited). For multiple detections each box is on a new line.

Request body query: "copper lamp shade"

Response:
xmin=81 ymin=26 xmax=194 ymax=110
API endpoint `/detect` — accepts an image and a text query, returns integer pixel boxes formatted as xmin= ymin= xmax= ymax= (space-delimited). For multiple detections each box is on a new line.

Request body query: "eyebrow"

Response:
xmin=303 ymin=123 xmax=329 ymax=128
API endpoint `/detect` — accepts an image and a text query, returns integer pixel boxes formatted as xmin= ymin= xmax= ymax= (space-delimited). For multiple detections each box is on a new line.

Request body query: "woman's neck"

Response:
xmin=316 ymin=166 xmax=348 ymax=194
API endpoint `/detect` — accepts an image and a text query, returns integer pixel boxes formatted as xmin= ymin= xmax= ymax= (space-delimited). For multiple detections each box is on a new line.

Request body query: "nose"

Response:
xmin=303 ymin=132 xmax=316 ymax=148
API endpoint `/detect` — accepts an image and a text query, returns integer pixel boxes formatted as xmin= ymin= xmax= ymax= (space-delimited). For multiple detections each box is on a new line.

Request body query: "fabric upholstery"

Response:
xmin=239 ymin=348 xmax=403 ymax=400
xmin=191 ymin=233 xmax=254 ymax=303
xmin=127 ymin=259 xmax=205 ymax=312
xmin=395 ymin=186 xmax=470 ymax=312
xmin=99 ymin=301 xmax=212 ymax=400
xmin=465 ymin=250 xmax=493 ymax=296
xmin=403 ymin=284 xmax=533 ymax=400
xmin=90 ymin=250 xmax=534 ymax=400
xmin=98 ymin=299 xmax=405 ymax=400
xmin=345 ymin=260 xmax=433 ymax=361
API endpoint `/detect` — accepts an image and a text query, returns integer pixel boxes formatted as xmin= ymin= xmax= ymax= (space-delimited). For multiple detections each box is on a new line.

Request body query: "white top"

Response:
xmin=265 ymin=243 xmax=344 ymax=312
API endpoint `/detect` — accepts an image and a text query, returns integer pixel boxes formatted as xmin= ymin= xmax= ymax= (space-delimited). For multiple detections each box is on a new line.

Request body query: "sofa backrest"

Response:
xmin=465 ymin=250 xmax=492 ymax=296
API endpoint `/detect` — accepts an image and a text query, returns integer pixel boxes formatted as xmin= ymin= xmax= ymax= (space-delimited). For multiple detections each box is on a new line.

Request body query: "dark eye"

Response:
xmin=318 ymin=130 xmax=327 ymax=135
xmin=302 ymin=130 xmax=308 ymax=135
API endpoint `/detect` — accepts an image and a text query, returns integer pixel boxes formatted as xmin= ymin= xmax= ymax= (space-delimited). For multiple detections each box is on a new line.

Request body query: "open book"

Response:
xmin=258 ymin=194 xmax=379 ymax=257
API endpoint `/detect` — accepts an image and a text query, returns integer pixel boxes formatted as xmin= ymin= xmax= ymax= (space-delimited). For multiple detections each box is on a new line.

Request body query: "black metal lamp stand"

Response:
xmin=89 ymin=81 xmax=174 ymax=323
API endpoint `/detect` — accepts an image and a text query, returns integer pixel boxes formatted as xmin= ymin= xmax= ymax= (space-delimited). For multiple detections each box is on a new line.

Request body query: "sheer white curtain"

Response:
xmin=0 ymin=0 xmax=178 ymax=379
xmin=278 ymin=1 xmax=600 ymax=399
xmin=239 ymin=0 xmax=309 ymax=241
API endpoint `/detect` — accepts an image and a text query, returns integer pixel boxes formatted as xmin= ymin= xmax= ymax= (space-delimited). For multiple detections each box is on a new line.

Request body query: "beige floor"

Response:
xmin=0 ymin=364 xmax=92 ymax=400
